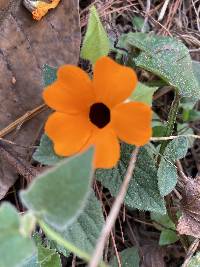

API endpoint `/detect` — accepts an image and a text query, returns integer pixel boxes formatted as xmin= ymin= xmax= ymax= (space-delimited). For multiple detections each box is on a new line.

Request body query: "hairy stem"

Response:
xmin=157 ymin=90 xmax=189 ymax=249
xmin=89 ymin=147 xmax=140 ymax=267
xmin=158 ymin=90 xmax=180 ymax=163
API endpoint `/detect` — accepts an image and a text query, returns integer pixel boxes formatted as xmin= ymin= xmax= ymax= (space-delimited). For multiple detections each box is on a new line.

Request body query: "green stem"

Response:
xmin=39 ymin=220 xmax=108 ymax=267
xmin=158 ymin=90 xmax=180 ymax=163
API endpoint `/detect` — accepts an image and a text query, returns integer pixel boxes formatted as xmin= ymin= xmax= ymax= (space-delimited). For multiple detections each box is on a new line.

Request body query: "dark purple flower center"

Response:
xmin=89 ymin=103 xmax=110 ymax=128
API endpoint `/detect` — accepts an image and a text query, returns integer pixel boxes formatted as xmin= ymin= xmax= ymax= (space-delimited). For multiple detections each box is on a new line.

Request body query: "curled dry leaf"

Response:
xmin=0 ymin=0 xmax=81 ymax=199
xmin=177 ymin=177 xmax=200 ymax=238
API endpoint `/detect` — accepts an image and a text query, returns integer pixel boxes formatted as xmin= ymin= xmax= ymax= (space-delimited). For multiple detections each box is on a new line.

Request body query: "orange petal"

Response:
xmin=43 ymin=65 xmax=95 ymax=114
xmin=93 ymin=57 xmax=138 ymax=108
xmin=82 ymin=126 xmax=120 ymax=169
xmin=112 ymin=102 xmax=152 ymax=146
xmin=45 ymin=112 xmax=93 ymax=156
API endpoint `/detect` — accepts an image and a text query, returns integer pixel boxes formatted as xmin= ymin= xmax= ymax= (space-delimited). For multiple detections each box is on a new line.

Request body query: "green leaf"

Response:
xmin=151 ymin=213 xmax=179 ymax=245
xmin=33 ymin=134 xmax=64 ymax=165
xmin=80 ymin=6 xmax=110 ymax=64
xmin=159 ymin=229 xmax=179 ymax=246
xmin=0 ymin=203 xmax=35 ymax=267
xmin=158 ymin=136 xmax=189 ymax=196
xmin=22 ymin=238 xmax=62 ymax=267
xmin=111 ymin=247 xmax=140 ymax=267
xmin=96 ymin=143 xmax=166 ymax=214
xmin=132 ymin=15 xmax=150 ymax=32
xmin=177 ymin=123 xmax=194 ymax=148
xmin=153 ymin=125 xmax=167 ymax=137
xmin=192 ymin=60 xmax=200 ymax=85
xmin=38 ymin=245 xmax=61 ymax=267
xmin=130 ymin=82 xmax=158 ymax=105
xmin=58 ymin=191 xmax=104 ymax=254
xmin=182 ymin=109 xmax=200 ymax=122
xmin=151 ymin=212 xmax=175 ymax=230
xmin=180 ymin=97 xmax=196 ymax=110
xmin=188 ymin=252 xmax=200 ymax=267
xmin=112 ymin=34 xmax=129 ymax=59
xmin=43 ymin=65 xmax=57 ymax=86
xmin=21 ymin=148 xmax=94 ymax=230
xmin=127 ymin=33 xmax=200 ymax=100
xmin=22 ymin=255 xmax=39 ymax=267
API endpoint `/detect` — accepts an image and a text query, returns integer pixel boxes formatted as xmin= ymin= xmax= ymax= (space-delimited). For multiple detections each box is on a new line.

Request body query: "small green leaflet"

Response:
xmin=43 ymin=65 xmax=57 ymax=86
xmin=158 ymin=136 xmax=189 ymax=196
xmin=96 ymin=143 xmax=166 ymax=214
xmin=0 ymin=203 xmax=35 ymax=267
xmin=37 ymin=245 xmax=61 ymax=267
xmin=132 ymin=15 xmax=150 ymax=32
xmin=159 ymin=229 xmax=179 ymax=246
xmin=80 ymin=6 xmax=110 ymax=64
xmin=127 ymin=33 xmax=200 ymax=100
xmin=131 ymin=82 xmax=158 ymax=105
xmin=22 ymin=235 xmax=61 ymax=267
xmin=188 ymin=252 xmax=200 ymax=267
xmin=151 ymin=212 xmax=179 ymax=246
xmin=111 ymin=247 xmax=140 ymax=267
xmin=21 ymin=148 xmax=94 ymax=230
xmin=33 ymin=134 xmax=64 ymax=165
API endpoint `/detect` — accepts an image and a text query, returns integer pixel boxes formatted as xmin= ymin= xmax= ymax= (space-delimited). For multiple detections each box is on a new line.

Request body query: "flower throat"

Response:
xmin=89 ymin=103 xmax=110 ymax=128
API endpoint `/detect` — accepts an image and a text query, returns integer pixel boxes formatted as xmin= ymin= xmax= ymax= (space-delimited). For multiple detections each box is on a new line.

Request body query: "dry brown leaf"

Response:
xmin=141 ymin=244 xmax=166 ymax=267
xmin=177 ymin=177 xmax=200 ymax=238
xmin=0 ymin=0 xmax=81 ymax=199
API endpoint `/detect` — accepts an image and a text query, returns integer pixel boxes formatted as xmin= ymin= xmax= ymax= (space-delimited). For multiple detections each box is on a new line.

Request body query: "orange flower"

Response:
xmin=43 ymin=57 xmax=152 ymax=168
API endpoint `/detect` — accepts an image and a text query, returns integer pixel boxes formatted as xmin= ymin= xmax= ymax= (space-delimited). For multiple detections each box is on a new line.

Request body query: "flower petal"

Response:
xmin=112 ymin=102 xmax=152 ymax=146
xmin=93 ymin=57 xmax=137 ymax=108
xmin=82 ymin=125 xmax=120 ymax=169
xmin=43 ymin=65 xmax=95 ymax=114
xmin=45 ymin=112 xmax=93 ymax=156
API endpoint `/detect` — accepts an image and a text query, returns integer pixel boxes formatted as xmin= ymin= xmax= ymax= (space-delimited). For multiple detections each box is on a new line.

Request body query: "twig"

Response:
xmin=151 ymin=134 xmax=200 ymax=141
xmin=182 ymin=238 xmax=199 ymax=267
xmin=0 ymin=138 xmax=38 ymax=149
xmin=141 ymin=0 xmax=151 ymax=32
xmin=0 ymin=141 xmax=39 ymax=183
xmin=127 ymin=219 xmax=143 ymax=257
xmin=176 ymin=160 xmax=188 ymax=183
xmin=158 ymin=0 xmax=170 ymax=21
xmin=189 ymin=48 xmax=200 ymax=52
xmin=89 ymin=147 xmax=140 ymax=267
xmin=0 ymin=104 xmax=47 ymax=138
xmin=72 ymin=255 xmax=76 ymax=267
xmin=94 ymin=182 xmax=121 ymax=266
xmin=110 ymin=231 xmax=121 ymax=267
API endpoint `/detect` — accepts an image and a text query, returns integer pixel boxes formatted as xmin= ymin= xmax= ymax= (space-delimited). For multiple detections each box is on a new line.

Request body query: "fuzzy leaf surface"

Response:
xmin=58 ymin=191 xmax=104 ymax=254
xmin=33 ymin=135 xmax=64 ymax=166
xmin=21 ymin=149 xmax=94 ymax=230
xmin=131 ymin=82 xmax=158 ymax=105
xmin=0 ymin=203 xmax=35 ymax=267
xmin=127 ymin=33 xmax=200 ymax=100
xmin=158 ymin=137 xmax=189 ymax=196
xmin=96 ymin=144 xmax=166 ymax=214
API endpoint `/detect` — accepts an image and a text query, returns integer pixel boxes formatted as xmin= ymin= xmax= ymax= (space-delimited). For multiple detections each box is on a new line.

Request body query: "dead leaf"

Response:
xmin=177 ymin=177 xmax=200 ymax=238
xmin=0 ymin=0 xmax=81 ymax=199
xmin=141 ymin=245 xmax=166 ymax=267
